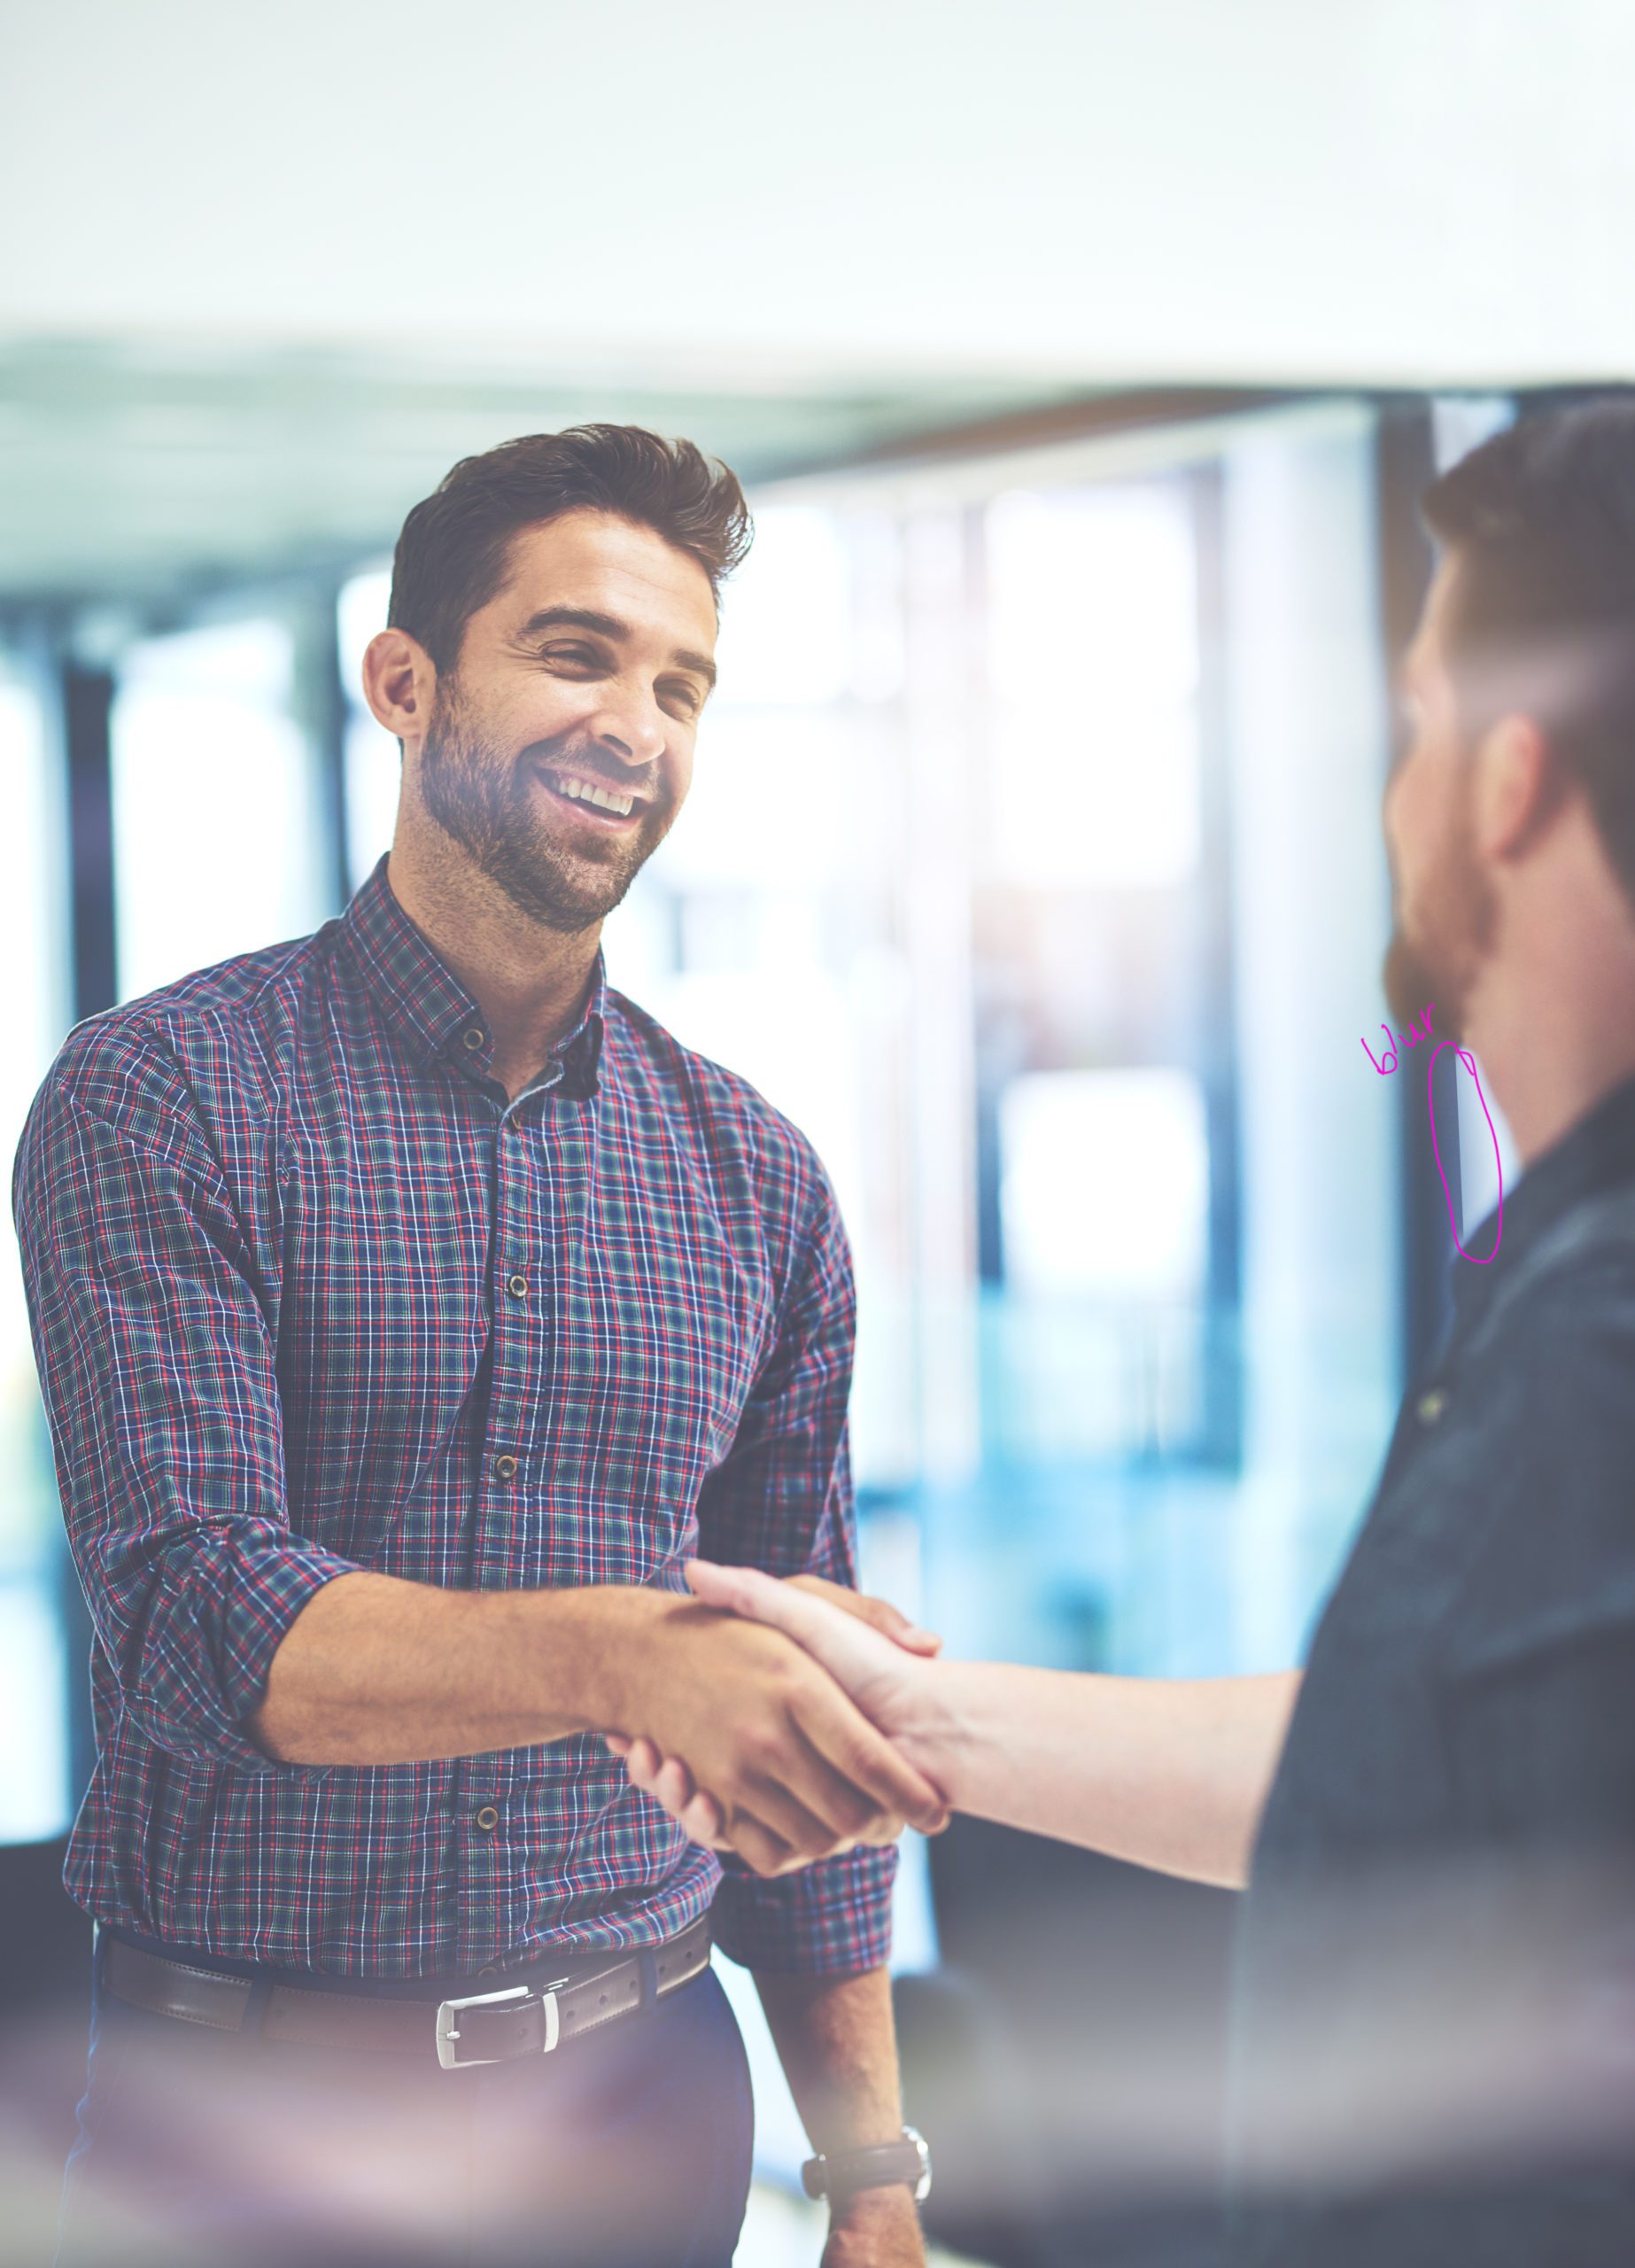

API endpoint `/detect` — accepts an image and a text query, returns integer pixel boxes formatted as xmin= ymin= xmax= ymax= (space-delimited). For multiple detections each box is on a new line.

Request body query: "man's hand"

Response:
xmin=823 ymin=2187 xmax=926 ymax=2266
xmin=608 ymin=1591 xmax=948 ymax=1877
xmin=608 ymin=1565 xmax=950 ymax=1858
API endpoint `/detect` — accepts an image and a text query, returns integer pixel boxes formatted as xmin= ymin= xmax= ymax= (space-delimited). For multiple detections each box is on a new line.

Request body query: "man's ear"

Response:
xmin=362 ymin=627 xmax=437 ymax=743
xmin=1476 ymin=711 xmax=1557 ymax=861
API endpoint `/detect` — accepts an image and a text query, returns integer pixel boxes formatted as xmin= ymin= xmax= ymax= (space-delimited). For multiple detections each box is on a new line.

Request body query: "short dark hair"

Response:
xmin=389 ymin=423 xmax=753 ymax=674
xmin=1423 ymin=397 xmax=1635 ymax=907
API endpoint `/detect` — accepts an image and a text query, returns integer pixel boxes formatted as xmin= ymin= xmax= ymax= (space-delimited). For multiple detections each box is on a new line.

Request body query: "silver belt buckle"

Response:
xmin=435 ymin=1982 xmax=561 ymax=2070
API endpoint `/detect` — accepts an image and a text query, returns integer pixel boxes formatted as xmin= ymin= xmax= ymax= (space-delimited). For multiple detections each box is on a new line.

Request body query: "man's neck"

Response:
xmin=386 ymin=839 xmax=601 ymax=1100
xmin=1468 ymin=910 xmax=1635 ymax=1170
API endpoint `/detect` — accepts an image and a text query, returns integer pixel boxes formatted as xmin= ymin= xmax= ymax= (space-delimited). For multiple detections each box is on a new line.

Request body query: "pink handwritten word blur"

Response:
xmin=1360 ymin=1004 xmax=1434 ymax=1075
xmin=1357 ymin=1005 xmax=1504 ymax=1262
xmin=1427 ymin=1040 xmax=1505 ymax=1265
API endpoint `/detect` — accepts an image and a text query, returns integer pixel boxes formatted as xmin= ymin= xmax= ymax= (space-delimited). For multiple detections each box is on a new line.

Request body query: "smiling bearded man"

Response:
xmin=19 ymin=426 xmax=943 ymax=2268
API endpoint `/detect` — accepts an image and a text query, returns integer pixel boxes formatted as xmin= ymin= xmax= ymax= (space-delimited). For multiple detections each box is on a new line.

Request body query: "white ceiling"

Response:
xmin=0 ymin=336 xmax=1085 ymax=602
xmin=4 ymin=0 xmax=1632 ymax=602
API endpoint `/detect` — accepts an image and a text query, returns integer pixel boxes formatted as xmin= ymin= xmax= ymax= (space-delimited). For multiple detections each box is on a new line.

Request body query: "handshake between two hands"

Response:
xmin=603 ymin=1564 xmax=954 ymax=1881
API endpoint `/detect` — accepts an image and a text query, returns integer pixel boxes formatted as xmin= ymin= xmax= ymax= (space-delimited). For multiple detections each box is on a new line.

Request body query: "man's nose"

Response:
xmin=585 ymin=693 xmax=667 ymax=771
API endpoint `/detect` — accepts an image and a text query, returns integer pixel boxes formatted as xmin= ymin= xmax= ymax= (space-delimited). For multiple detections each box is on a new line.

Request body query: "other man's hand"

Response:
xmin=784 ymin=1573 xmax=942 ymax=1658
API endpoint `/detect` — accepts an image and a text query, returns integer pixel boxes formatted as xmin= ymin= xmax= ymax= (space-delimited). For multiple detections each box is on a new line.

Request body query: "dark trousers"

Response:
xmin=56 ymin=1931 xmax=755 ymax=2268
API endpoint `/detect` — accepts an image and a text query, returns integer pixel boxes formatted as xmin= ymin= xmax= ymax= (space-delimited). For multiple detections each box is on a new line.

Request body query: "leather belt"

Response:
xmin=103 ymin=1915 xmax=712 ymax=2071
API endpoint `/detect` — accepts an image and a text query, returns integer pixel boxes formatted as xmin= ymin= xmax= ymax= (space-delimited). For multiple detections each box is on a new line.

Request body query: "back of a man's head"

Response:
xmin=1424 ymin=399 xmax=1635 ymax=912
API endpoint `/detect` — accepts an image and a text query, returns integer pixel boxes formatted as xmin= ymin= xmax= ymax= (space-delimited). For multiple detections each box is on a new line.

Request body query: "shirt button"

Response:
xmin=474 ymin=1806 xmax=500 ymax=1833
xmin=477 ymin=1964 xmax=499 ymax=1979
xmin=507 ymin=1272 xmax=529 ymax=1300
xmin=1416 ymin=1388 xmax=1449 ymax=1425
xmin=462 ymin=1025 xmax=485 ymax=1052
xmin=492 ymin=1454 xmax=519 ymax=1481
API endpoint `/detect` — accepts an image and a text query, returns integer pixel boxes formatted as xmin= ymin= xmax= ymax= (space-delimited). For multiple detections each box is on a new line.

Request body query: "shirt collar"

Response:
xmin=339 ymin=854 xmax=606 ymax=1099
xmin=1448 ymin=1066 xmax=1635 ymax=1335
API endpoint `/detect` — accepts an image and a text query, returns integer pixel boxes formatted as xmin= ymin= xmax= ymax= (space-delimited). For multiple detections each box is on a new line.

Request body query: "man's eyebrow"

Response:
xmin=514 ymin=605 xmax=717 ymax=688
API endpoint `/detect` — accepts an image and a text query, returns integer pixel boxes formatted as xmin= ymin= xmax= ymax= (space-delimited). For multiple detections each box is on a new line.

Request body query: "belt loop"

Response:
xmin=239 ymin=1973 xmax=276 ymax=2041
xmin=636 ymin=1947 xmax=658 ymax=2016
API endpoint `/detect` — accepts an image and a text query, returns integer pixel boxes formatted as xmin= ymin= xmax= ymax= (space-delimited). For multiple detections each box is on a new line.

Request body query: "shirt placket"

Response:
xmin=453 ymin=1056 xmax=583 ymax=1970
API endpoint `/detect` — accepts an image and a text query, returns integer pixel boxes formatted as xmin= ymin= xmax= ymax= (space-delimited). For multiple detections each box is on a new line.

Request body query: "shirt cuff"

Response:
xmin=709 ymin=1842 xmax=898 ymax=1977
xmin=132 ymin=1542 xmax=359 ymax=1775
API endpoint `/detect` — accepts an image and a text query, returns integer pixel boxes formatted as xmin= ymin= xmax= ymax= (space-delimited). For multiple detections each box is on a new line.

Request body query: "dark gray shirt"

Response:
xmin=1229 ymin=1074 xmax=1635 ymax=2268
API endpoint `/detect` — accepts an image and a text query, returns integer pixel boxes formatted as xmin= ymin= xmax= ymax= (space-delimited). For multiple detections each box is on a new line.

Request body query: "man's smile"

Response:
xmin=533 ymin=763 xmax=651 ymax=834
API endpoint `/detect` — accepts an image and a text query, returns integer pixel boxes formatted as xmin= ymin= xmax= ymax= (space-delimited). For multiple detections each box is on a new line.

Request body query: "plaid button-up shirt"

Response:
xmin=15 ymin=857 xmax=895 ymax=1978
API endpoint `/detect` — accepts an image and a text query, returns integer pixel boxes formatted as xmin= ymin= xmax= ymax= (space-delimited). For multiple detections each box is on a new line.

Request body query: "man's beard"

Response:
xmin=1382 ymin=770 xmax=1495 ymax=1044
xmin=418 ymin=684 xmax=671 ymax=934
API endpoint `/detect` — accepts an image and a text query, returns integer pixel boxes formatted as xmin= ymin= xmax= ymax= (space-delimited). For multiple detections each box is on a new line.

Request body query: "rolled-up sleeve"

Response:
xmin=696 ymin=1143 xmax=898 ymax=1976
xmin=12 ymin=1029 xmax=357 ymax=1774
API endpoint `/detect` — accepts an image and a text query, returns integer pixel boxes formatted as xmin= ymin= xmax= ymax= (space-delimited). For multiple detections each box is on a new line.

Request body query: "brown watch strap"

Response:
xmin=802 ymin=2125 xmax=933 ymax=2204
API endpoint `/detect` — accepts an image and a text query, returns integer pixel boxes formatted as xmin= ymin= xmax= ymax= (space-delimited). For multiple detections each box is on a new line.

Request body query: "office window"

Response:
xmin=974 ymin=474 xmax=1228 ymax=1456
xmin=337 ymin=568 xmax=398 ymax=890
xmin=112 ymin=618 xmax=329 ymax=1001
xmin=994 ymin=1068 xmax=1210 ymax=1465
xmin=986 ymin=484 xmax=1201 ymax=889
xmin=605 ymin=505 xmax=915 ymax=1493
xmin=0 ymin=662 xmax=72 ymax=1842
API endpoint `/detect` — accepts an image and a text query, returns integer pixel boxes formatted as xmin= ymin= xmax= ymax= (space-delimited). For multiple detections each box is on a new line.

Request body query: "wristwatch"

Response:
xmin=802 ymin=2124 xmax=933 ymax=2207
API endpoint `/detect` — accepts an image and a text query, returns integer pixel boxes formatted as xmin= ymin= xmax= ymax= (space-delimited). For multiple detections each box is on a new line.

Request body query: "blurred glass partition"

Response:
xmin=0 ymin=656 xmax=73 ymax=1841
xmin=605 ymin=504 xmax=928 ymax=1502
xmin=995 ymin=1067 xmax=1211 ymax=1464
xmin=1220 ymin=403 xmax=1400 ymax=1667
xmin=112 ymin=617 xmax=329 ymax=1000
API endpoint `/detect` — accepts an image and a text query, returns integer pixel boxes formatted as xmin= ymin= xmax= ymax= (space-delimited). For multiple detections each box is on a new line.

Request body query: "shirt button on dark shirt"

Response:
xmin=462 ymin=1026 xmax=485 ymax=1052
xmin=507 ymin=1272 xmax=529 ymax=1300
xmin=492 ymin=1454 xmax=518 ymax=1481
xmin=474 ymin=1806 xmax=500 ymax=1833
xmin=1417 ymin=1388 xmax=1449 ymax=1425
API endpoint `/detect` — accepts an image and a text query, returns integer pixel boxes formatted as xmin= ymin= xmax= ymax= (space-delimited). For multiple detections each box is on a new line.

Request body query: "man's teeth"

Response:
xmin=554 ymin=776 xmax=635 ymax=817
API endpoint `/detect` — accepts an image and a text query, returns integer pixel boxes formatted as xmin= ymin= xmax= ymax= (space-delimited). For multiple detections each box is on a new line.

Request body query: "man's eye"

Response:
xmin=662 ymin=684 xmax=703 ymax=716
xmin=541 ymin=644 xmax=601 ymax=670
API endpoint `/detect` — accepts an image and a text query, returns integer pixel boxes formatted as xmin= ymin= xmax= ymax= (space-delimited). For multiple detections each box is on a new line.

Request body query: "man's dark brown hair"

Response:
xmin=1423 ymin=397 xmax=1635 ymax=909
xmin=389 ymin=423 xmax=754 ymax=674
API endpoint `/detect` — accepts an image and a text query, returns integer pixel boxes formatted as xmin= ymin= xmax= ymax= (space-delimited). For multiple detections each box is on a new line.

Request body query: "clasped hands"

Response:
xmin=604 ymin=1566 xmax=951 ymax=1877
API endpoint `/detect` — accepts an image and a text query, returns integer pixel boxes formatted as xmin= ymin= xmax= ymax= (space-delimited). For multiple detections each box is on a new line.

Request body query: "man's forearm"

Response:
xmin=756 ymin=1964 xmax=903 ymax=2155
xmin=251 ymin=1571 xmax=657 ymax=1764
xmin=912 ymin=1663 xmax=1302 ymax=1889
xmin=756 ymin=1966 xmax=923 ymax=2258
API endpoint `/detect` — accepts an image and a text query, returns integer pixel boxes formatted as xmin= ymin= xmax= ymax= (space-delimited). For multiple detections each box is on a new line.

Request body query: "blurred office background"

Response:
xmin=0 ymin=2 xmax=1622 ymax=2261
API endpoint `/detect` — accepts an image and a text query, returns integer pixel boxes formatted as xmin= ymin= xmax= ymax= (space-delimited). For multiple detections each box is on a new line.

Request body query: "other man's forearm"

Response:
xmin=911 ymin=1663 xmax=1302 ymax=1889
xmin=252 ymin=1571 xmax=658 ymax=1765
